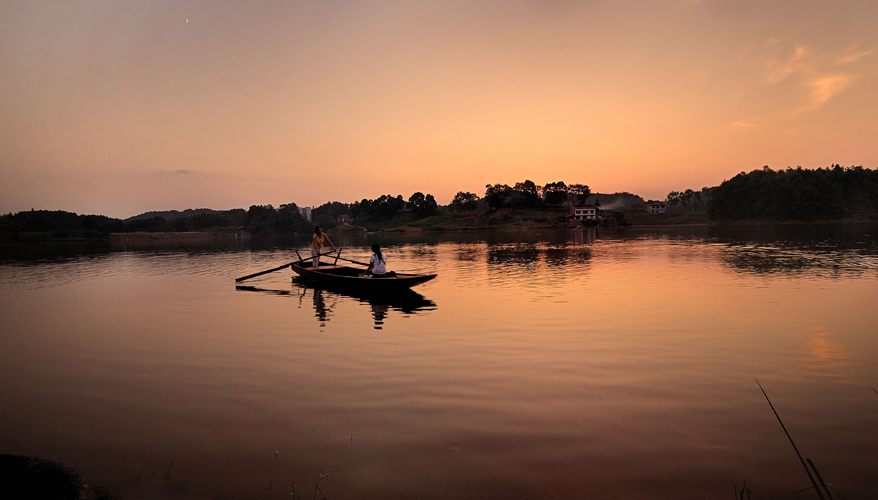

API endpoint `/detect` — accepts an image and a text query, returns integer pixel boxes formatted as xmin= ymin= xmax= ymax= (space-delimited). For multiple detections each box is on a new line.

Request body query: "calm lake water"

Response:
xmin=1 ymin=226 xmax=877 ymax=499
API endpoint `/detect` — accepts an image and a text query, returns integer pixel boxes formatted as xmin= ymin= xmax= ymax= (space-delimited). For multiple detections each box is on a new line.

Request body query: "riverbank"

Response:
xmin=332 ymin=207 xmax=710 ymax=233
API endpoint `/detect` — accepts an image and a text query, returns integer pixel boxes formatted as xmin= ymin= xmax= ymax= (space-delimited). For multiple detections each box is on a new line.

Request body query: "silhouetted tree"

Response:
xmin=408 ymin=192 xmax=439 ymax=217
xmin=484 ymin=184 xmax=514 ymax=209
xmin=542 ymin=181 xmax=569 ymax=206
xmin=243 ymin=204 xmax=311 ymax=235
xmin=666 ymin=191 xmax=682 ymax=210
xmin=245 ymin=205 xmax=277 ymax=234
xmin=277 ymin=203 xmax=311 ymax=233
xmin=512 ymin=180 xmax=542 ymax=207
xmin=568 ymin=184 xmax=591 ymax=205
xmin=451 ymin=191 xmax=480 ymax=212
xmin=312 ymin=201 xmax=351 ymax=228
xmin=350 ymin=194 xmax=406 ymax=221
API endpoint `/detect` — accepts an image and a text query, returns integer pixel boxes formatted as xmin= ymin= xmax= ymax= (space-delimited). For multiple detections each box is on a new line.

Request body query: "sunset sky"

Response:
xmin=2 ymin=0 xmax=876 ymax=219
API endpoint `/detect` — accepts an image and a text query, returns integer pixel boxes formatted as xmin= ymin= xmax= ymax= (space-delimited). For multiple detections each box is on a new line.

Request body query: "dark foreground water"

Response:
xmin=1 ymin=226 xmax=877 ymax=499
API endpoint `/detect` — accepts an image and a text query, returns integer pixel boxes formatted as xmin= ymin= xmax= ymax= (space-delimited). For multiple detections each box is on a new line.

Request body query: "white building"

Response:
xmin=570 ymin=205 xmax=597 ymax=220
xmin=644 ymin=201 xmax=666 ymax=214
xmin=299 ymin=206 xmax=312 ymax=222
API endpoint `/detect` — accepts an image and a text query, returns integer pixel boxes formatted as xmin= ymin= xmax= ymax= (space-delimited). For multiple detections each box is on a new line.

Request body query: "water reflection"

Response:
xmin=571 ymin=227 xmax=597 ymax=245
xmin=237 ymin=281 xmax=436 ymax=329
xmin=294 ymin=282 xmax=436 ymax=330
xmin=478 ymin=243 xmax=594 ymax=293
xmin=485 ymin=244 xmax=592 ymax=268
xmin=4 ymin=227 xmax=878 ymax=499
xmin=0 ymin=240 xmax=112 ymax=263
xmin=805 ymin=327 xmax=851 ymax=375
xmin=713 ymin=237 xmax=878 ymax=277
xmin=622 ymin=224 xmax=878 ymax=277
xmin=715 ymin=245 xmax=874 ymax=277
xmin=455 ymin=244 xmax=482 ymax=262
xmin=487 ymin=245 xmax=542 ymax=266
xmin=234 ymin=285 xmax=292 ymax=296
xmin=307 ymin=288 xmax=337 ymax=326
xmin=707 ymin=221 xmax=877 ymax=247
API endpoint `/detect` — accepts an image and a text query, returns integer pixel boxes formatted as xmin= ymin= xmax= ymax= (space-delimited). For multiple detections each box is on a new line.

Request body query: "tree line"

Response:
xmin=479 ymin=181 xmax=591 ymax=210
xmin=4 ymin=167 xmax=875 ymax=240
xmin=0 ymin=179 xmax=590 ymax=239
xmin=0 ymin=204 xmax=308 ymax=240
xmin=665 ymin=187 xmax=715 ymax=213
xmin=707 ymin=165 xmax=878 ymax=221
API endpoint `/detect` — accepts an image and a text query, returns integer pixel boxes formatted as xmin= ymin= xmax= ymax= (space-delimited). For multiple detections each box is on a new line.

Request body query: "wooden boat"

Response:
xmin=290 ymin=262 xmax=436 ymax=291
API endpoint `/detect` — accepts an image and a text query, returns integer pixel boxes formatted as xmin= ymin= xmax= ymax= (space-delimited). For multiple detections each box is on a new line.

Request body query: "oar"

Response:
xmin=331 ymin=255 xmax=372 ymax=267
xmin=234 ymin=262 xmax=294 ymax=282
xmin=298 ymin=248 xmax=337 ymax=263
xmin=234 ymin=250 xmax=335 ymax=282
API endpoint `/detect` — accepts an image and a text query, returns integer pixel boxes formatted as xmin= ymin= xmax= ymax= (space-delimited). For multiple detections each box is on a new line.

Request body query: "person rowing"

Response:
xmin=310 ymin=226 xmax=336 ymax=267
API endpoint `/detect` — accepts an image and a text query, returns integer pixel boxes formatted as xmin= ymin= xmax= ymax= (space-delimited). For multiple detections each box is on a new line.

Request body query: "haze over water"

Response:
xmin=1 ymin=226 xmax=877 ymax=499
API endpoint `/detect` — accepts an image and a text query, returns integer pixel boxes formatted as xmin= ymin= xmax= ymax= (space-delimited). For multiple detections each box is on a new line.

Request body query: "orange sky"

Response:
xmin=1 ymin=1 xmax=876 ymax=219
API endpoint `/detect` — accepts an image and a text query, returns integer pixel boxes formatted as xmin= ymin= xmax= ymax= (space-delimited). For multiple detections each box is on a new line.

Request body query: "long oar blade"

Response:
xmin=235 ymin=262 xmax=294 ymax=282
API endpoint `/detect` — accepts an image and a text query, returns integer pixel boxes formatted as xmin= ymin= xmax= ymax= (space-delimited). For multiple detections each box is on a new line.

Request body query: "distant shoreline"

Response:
xmin=5 ymin=217 xmax=878 ymax=249
xmin=109 ymin=231 xmax=236 ymax=243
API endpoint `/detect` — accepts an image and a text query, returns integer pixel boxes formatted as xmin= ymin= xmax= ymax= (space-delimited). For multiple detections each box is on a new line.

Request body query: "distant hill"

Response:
xmin=125 ymin=208 xmax=222 ymax=222
xmin=585 ymin=192 xmax=646 ymax=209
xmin=708 ymin=165 xmax=878 ymax=221
xmin=0 ymin=209 xmax=125 ymax=243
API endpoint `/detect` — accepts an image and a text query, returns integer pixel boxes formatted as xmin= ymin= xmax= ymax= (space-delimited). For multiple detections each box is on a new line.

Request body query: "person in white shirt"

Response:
xmin=366 ymin=243 xmax=388 ymax=276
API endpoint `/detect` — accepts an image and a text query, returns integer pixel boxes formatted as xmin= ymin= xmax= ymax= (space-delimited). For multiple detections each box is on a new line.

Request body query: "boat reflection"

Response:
xmin=236 ymin=282 xmax=437 ymax=330
xmin=307 ymin=287 xmax=338 ymax=327
xmin=234 ymin=285 xmax=292 ymax=296
xmin=296 ymin=280 xmax=436 ymax=330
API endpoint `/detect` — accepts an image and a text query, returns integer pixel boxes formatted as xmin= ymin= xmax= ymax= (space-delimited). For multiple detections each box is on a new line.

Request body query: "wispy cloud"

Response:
xmin=768 ymin=74 xmax=854 ymax=122
xmin=730 ymin=119 xmax=771 ymax=129
xmin=807 ymin=75 xmax=852 ymax=108
xmin=732 ymin=41 xmax=868 ymax=128
xmin=837 ymin=49 xmax=872 ymax=65
xmin=763 ymin=41 xmax=812 ymax=84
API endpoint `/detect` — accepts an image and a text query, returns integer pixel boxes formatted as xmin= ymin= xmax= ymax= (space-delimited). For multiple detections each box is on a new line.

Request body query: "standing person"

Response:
xmin=365 ymin=243 xmax=394 ymax=277
xmin=310 ymin=226 xmax=336 ymax=267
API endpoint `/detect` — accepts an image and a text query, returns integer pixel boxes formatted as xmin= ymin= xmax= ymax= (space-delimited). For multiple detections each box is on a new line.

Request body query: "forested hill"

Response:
xmin=708 ymin=165 xmax=878 ymax=221
xmin=125 ymin=208 xmax=220 ymax=222
xmin=0 ymin=210 xmax=125 ymax=242
xmin=585 ymin=192 xmax=645 ymax=209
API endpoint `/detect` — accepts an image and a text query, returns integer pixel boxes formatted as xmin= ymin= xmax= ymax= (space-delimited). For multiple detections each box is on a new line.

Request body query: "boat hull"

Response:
xmin=290 ymin=263 xmax=436 ymax=291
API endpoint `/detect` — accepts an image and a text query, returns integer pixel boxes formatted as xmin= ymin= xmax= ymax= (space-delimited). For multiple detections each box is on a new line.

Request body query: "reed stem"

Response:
xmin=754 ymin=378 xmax=825 ymax=500
xmin=807 ymin=458 xmax=834 ymax=500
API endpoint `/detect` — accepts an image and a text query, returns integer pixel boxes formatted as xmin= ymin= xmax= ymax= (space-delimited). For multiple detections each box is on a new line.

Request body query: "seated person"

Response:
xmin=364 ymin=243 xmax=395 ymax=277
